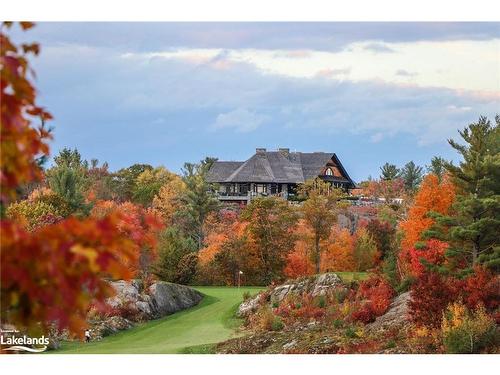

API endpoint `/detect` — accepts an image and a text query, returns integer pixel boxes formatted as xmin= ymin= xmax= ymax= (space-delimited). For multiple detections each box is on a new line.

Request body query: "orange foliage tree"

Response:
xmin=321 ymin=227 xmax=356 ymax=272
xmin=91 ymin=200 xmax=163 ymax=278
xmin=0 ymin=22 xmax=52 ymax=204
xmin=399 ymin=174 xmax=455 ymax=276
xmin=284 ymin=221 xmax=315 ymax=278
xmin=0 ymin=23 xmax=144 ymax=336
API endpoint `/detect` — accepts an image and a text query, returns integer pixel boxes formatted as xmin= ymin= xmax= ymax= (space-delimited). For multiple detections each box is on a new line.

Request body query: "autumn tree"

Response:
xmin=197 ymin=217 xmax=257 ymax=285
xmin=0 ymin=23 xmax=142 ymax=337
xmin=133 ymin=166 xmax=176 ymax=207
xmin=399 ymin=174 xmax=455 ymax=276
xmin=152 ymin=174 xmax=186 ymax=225
xmin=86 ymin=158 xmax=114 ymax=201
xmin=241 ymin=197 xmax=298 ymax=284
xmin=322 ymin=227 xmax=356 ymax=272
xmin=353 ymin=228 xmax=379 ymax=271
xmin=90 ymin=200 xmax=163 ymax=279
xmin=428 ymin=116 xmax=499 ymax=270
xmin=284 ymin=221 xmax=315 ymax=278
xmin=111 ymin=163 xmax=153 ymax=202
xmin=6 ymin=198 xmax=63 ymax=231
xmin=299 ymin=178 xmax=344 ymax=273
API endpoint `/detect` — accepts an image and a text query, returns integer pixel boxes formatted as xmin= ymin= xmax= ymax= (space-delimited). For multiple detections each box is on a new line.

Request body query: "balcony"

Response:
xmin=215 ymin=191 xmax=289 ymax=201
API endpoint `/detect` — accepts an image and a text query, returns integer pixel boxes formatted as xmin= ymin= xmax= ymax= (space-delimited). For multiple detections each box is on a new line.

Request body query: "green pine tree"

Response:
xmin=180 ymin=157 xmax=220 ymax=249
xmin=401 ymin=161 xmax=424 ymax=193
xmin=426 ymin=156 xmax=447 ymax=182
xmin=426 ymin=116 xmax=500 ymax=270
xmin=380 ymin=162 xmax=400 ymax=180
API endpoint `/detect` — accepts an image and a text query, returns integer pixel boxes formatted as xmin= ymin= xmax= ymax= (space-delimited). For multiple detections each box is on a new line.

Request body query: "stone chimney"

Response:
xmin=256 ymin=148 xmax=267 ymax=154
xmin=278 ymin=148 xmax=290 ymax=157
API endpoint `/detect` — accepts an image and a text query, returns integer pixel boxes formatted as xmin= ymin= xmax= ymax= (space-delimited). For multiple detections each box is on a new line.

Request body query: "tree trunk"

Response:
xmin=472 ymin=240 xmax=479 ymax=266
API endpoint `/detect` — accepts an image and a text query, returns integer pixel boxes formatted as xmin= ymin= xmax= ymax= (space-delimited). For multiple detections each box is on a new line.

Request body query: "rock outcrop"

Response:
xmin=238 ymin=273 xmax=345 ymax=317
xmin=366 ymin=291 xmax=411 ymax=333
xmin=107 ymin=279 xmax=203 ymax=320
xmin=51 ymin=280 xmax=204 ymax=344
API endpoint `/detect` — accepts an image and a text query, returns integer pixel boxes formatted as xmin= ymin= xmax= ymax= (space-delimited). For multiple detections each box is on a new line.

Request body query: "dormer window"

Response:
xmin=325 ymin=167 xmax=333 ymax=176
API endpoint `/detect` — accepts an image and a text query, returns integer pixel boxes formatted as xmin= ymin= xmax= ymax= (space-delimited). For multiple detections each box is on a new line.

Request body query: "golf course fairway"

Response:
xmin=56 ymin=286 xmax=263 ymax=354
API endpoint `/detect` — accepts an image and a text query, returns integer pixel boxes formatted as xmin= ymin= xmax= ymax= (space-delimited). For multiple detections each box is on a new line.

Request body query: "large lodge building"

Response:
xmin=206 ymin=148 xmax=356 ymax=204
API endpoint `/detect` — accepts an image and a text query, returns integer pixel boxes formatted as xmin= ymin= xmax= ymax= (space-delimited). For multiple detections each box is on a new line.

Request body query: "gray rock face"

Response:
xmin=238 ymin=273 xmax=345 ymax=317
xmin=271 ymin=273 xmax=344 ymax=302
xmin=366 ymin=292 xmax=411 ymax=333
xmin=238 ymin=295 xmax=262 ymax=317
xmin=147 ymin=282 xmax=203 ymax=318
xmin=107 ymin=279 xmax=203 ymax=320
xmin=91 ymin=316 xmax=134 ymax=340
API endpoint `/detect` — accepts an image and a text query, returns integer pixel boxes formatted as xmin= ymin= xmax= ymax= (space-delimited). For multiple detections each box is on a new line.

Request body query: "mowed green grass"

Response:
xmin=55 ymin=286 xmax=262 ymax=354
xmin=334 ymin=271 xmax=369 ymax=282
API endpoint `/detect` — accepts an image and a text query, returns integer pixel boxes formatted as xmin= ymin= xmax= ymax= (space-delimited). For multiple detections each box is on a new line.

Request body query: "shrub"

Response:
xmin=271 ymin=316 xmax=284 ymax=331
xmin=173 ymin=252 xmax=198 ymax=285
xmin=351 ymin=275 xmax=394 ymax=323
xmin=396 ymin=276 xmax=415 ymax=294
xmin=409 ymin=272 xmax=459 ymax=328
xmin=441 ymin=302 xmax=498 ymax=353
xmin=462 ymin=267 xmax=500 ymax=311
xmin=334 ymin=288 xmax=348 ymax=303
xmin=254 ymin=306 xmax=275 ymax=331
xmin=314 ymin=295 xmax=327 ymax=309
xmin=333 ymin=319 xmax=344 ymax=329
xmin=345 ymin=326 xmax=358 ymax=339
xmin=243 ymin=291 xmax=251 ymax=301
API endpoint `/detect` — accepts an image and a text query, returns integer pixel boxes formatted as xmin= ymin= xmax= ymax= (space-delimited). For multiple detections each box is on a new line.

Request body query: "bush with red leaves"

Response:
xmin=409 ymin=271 xmax=460 ymax=328
xmin=351 ymin=275 xmax=394 ymax=324
xmin=462 ymin=266 xmax=500 ymax=311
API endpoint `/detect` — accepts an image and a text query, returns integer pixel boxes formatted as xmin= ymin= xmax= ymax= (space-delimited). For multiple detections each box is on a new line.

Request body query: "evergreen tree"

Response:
xmin=46 ymin=149 xmax=89 ymax=215
xmin=180 ymin=157 xmax=220 ymax=249
xmin=401 ymin=161 xmax=424 ymax=193
xmin=426 ymin=116 xmax=500 ymax=270
xmin=153 ymin=227 xmax=197 ymax=282
xmin=380 ymin=163 xmax=400 ymax=180
xmin=426 ymin=156 xmax=447 ymax=182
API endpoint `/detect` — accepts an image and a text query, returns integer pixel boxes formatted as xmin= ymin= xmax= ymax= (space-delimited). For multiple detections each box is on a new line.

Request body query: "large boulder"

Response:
xmin=366 ymin=292 xmax=411 ymax=333
xmin=107 ymin=279 xmax=203 ymax=320
xmin=238 ymin=273 xmax=345 ymax=317
xmin=147 ymin=282 xmax=203 ymax=318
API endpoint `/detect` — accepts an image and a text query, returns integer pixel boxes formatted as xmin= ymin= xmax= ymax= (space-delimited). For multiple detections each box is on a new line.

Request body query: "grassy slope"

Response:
xmin=55 ymin=286 xmax=262 ymax=354
xmin=335 ymin=271 xmax=369 ymax=282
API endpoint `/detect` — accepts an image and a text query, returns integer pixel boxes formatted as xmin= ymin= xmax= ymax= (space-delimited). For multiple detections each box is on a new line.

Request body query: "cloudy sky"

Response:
xmin=15 ymin=22 xmax=500 ymax=181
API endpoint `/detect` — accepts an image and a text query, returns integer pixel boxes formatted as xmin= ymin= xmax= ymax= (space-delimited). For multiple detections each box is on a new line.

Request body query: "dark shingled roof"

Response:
xmin=207 ymin=150 xmax=355 ymax=187
xmin=206 ymin=161 xmax=244 ymax=181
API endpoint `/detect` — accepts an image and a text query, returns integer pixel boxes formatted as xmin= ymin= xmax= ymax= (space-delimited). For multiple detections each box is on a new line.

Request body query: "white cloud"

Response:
xmin=211 ymin=108 xmax=269 ymax=132
xmin=126 ymin=38 xmax=500 ymax=93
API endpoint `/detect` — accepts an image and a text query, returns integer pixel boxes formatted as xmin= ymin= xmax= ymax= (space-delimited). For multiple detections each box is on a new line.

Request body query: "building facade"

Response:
xmin=206 ymin=148 xmax=356 ymax=204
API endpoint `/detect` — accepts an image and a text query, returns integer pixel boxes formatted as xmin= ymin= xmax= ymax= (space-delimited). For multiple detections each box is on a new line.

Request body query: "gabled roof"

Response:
xmin=206 ymin=149 xmax=355 ymax=187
